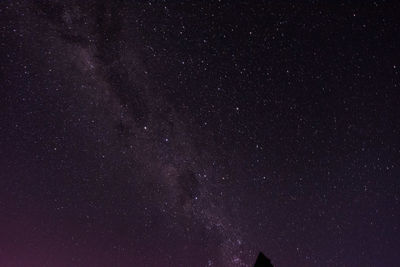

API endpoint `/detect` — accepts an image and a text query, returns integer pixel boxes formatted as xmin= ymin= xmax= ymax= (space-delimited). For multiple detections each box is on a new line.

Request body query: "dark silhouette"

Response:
xmin=254 ymin=252 xmax=273 ymax=267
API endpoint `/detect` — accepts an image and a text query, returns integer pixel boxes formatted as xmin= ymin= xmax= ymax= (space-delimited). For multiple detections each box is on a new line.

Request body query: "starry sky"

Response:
xmin=0 ymin=1 xmax=399 ymax=266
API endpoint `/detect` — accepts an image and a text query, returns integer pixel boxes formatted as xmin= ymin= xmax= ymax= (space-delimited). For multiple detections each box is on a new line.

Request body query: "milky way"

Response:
xmin=1 ymin=1 xmax=400 ymax=266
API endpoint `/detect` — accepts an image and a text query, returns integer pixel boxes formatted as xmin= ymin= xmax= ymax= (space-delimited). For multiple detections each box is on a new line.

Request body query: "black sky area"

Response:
xmin=0 ymin=1 xmax=399 ymax=266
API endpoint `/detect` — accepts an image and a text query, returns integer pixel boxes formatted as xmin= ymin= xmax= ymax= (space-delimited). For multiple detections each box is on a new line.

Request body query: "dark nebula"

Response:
xmin=1 ymin=1 xmax=399 ymax=266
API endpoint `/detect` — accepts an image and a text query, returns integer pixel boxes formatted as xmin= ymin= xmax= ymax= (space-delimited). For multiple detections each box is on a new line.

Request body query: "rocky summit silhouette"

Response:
xmin=254 ymin=252 xmax=273 ymax=267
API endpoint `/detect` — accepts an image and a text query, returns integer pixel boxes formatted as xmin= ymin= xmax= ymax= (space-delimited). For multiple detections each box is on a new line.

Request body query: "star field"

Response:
xmin=0 ymin=1 xmax=399 ymax=266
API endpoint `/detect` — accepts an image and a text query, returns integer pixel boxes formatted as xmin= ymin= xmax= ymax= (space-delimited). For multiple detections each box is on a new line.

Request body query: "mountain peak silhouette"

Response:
xmin=253 ymin=252 xmax=273 ymax=267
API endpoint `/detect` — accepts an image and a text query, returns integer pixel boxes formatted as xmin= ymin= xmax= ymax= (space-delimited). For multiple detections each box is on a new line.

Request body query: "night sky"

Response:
xmin=1 ymin=1 xmax=399 ymax=266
